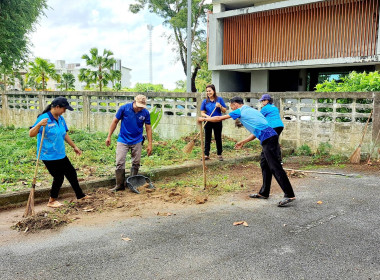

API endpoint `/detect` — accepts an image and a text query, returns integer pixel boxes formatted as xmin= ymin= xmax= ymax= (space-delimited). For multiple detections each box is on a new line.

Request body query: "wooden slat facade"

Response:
xmin=222 ymin=0 xmax=379 ymax=65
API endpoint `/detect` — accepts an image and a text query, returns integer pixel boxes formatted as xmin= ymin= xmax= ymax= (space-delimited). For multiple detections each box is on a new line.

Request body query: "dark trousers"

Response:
xmin=274 ymin=127 xmax=283 ymax=162
xmin=259 ymin=135 xmax=295 ymax=198
xmin=204 ymin=122 xmax=223 ymax=156
xmin=43 ymin=156 xmax=85 ymax=199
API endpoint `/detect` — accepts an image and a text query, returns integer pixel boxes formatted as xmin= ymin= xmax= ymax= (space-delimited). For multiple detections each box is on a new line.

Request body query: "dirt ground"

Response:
xmin=1 ymin=157 xmax=379 ymax=245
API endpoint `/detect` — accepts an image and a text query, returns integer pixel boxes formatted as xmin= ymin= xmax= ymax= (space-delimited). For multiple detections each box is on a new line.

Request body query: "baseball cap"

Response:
xmin=135 ymin=95 xmax=147 ymax=108
xmin=51 ymin=97 xmax=73 ymax=111
xmin=259 ymin=94 xmax=272 ymax=101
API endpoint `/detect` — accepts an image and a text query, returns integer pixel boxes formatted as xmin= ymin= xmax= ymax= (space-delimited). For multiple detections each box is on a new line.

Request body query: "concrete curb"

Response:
xmin=0 ymin=155 xmax=261 ymax=210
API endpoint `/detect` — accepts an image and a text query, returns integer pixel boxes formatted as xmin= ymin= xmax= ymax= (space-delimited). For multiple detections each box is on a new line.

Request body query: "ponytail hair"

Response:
xmin=38 ymin=104 xmax=52 ymax=117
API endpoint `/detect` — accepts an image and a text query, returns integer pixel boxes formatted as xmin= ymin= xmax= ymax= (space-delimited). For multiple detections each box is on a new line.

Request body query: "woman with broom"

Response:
xmin=200 ymin=84 xmax=227 ymax=161
xmin=29 ymin=97 xmax=89 ymax=208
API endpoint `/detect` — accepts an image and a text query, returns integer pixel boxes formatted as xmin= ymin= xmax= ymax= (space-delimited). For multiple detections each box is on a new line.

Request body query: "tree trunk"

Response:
xmin=191 ymin=66 xmax=200 ymax=92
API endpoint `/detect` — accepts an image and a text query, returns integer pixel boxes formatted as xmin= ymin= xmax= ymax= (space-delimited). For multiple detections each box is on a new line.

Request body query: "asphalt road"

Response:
xmin=1 ymin=171 xmax=380 ymax=280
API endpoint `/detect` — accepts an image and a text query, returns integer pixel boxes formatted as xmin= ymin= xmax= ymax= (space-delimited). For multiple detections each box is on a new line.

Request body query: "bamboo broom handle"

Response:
xmin=32 ymin=126 xmax=46 ymax=186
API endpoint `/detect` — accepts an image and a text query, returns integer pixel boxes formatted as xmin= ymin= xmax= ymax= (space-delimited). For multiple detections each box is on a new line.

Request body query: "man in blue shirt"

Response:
xmin=198 ymin=96 xmax=296 ymax=207
xmin=106 ymin=95 xmax=153 ymax=192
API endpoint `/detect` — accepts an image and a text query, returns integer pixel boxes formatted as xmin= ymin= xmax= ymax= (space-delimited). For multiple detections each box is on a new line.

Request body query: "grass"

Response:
xmin=0 ymin=126 xmax=262 ymax=194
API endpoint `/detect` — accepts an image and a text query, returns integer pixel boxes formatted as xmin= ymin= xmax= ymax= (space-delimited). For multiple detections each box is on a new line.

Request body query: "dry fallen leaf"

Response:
xmin=233 ymin=221 xmax=248 ymax=226
xmin=83 ymin=208 xmax=94 ymax=212
xmin=317 ymin=201 xmax=323 ymax=204
xmin=122 ymin=237 xmax=131 ymax=242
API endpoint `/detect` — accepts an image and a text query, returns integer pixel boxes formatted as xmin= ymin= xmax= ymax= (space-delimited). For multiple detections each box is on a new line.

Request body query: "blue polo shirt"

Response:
xmin=116 ymin=102 xmax=151 ymax=145
xmin=200 ymin=97 xmax=226 ymax=117
xmin=31 ymin=112 xmax=68 ymax=161
xmin=229 ymin=105 xmax=277 ymax=144
xmin=260 ymin=104 xmax=284 ymax=129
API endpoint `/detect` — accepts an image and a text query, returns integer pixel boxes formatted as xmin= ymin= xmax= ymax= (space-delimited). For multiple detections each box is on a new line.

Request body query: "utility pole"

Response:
xmin=147 ymin=24 xmax=154 ymax=84
xmin=186 ymin=0 xmax=192 ymax=92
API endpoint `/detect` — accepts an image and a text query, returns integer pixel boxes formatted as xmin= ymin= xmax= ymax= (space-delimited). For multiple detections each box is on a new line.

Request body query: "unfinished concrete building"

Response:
xmin=208 ymin=0 xmax=380 ymax=92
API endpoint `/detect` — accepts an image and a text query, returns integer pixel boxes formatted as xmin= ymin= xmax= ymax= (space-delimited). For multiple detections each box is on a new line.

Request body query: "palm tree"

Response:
xmin=58 ymin=72 xmax=76 ymax=91
xmin=79 ymin=48 xmax=121 ymax=92
xmin=26 ymin=57 xmax=60 ymax=91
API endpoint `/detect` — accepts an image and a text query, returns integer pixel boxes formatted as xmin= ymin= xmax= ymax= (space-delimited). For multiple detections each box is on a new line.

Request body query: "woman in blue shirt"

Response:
xmin=29 ymin=97 xmax=88 ymax=208
xmin=200 ymin=84 xmax=227 ymax=161
xmin=259 ymin=94 xmax=284 ymax=163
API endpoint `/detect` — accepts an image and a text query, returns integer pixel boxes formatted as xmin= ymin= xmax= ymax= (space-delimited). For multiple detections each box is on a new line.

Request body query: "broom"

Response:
xmin=367 ymin=128 xmax=380 ymax=165
xmin=183 ymin=106 xmax=218 ymax=154
xmin=23 ymin=126 xmax=46 ymax=217
xmin=349 ymin=110 xmax=372 ymax=164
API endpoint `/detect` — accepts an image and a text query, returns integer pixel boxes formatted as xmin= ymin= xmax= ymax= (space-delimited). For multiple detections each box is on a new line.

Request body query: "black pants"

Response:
xmin=259 ymin=135 xmax=295 ymax=198
xmin=43 ymin=156 xmax=85 ymax=199
xmin=204 ymin=122 xmax=223 ymax=156
xmin=274 ymin=127 xmax=283 ymax=162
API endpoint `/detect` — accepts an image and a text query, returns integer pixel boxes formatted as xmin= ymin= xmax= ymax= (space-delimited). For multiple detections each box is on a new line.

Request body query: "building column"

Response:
xmin=250 ymin=70 xmax=269 ymax=92
xmin=298 ymin=69 xmax=307 ymax=91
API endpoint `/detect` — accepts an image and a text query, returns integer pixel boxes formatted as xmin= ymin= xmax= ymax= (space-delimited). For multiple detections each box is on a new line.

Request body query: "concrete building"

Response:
xmin=46 ymin=59 xmax=132 ymax=91
xmin=208 ymin=0 xmax=380 ymax=92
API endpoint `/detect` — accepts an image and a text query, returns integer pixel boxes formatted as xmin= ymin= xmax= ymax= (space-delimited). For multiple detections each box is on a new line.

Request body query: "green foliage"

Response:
xmin=26 ymin=57 xmax=59 ymax=91
xmin=129 ymin=0 xmax=212 ymax=92
xmin=79 ymin=48 xmax=121 ymax=92
xmin=58 ymin=73 xmax=76 ymax=91
xmin=315 ymin=71 xmax=380 ymax=92
xmin=150 ymin=106 xmax=163 ymax=130
xmin=316 ymin=142 xmax=332 ymax=156
xmin=296 ymin=144 xmax=312 ymax=156
xmin=0 ymin=0 xmax=48 ymax=73
xmin=125 ymin=83 xmax=166 ymax=93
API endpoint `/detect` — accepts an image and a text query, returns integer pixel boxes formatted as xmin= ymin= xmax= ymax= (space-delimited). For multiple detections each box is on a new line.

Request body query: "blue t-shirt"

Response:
xmin=260 ymin=104 xmax=284 ymax=129
xmin=229 ymin=105 xmax=277 ymax=144
xmin=200 ymin=97 xmax=226 ymax=117
xmin=31 ymin=112 xmax=69 ymax=161
xmin=116 ymin=102 xmax=151 ymax=145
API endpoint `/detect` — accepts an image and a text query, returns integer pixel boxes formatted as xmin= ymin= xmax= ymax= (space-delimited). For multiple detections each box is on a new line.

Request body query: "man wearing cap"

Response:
xmin=106 ymin=95 xmax=153 ymax=192
xmin=198 ymin=96 xmax=296 ymax=207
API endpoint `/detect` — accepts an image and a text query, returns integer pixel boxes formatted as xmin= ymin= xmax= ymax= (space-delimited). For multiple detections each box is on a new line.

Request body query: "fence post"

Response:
xmin=1 ymin=91 xmax=9 ymax=126
xmin=82 ymin=92 xmax=90 ymax=130
xmin=373 ymin=92 xmax=380 ymax=142
xmin=38 ymin=92 xmax=46 ymax=113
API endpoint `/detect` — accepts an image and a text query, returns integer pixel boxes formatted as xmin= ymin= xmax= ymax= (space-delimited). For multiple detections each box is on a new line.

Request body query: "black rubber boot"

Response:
xmin=109 ymin=169 xmax=126 ymax=192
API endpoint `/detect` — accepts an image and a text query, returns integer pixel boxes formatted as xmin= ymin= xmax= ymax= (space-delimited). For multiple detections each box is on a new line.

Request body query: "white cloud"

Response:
xmin=29 ymin=0 xmax=187 ymax=89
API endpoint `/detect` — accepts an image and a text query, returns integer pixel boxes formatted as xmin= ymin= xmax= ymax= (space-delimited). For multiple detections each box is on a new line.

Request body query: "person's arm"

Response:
xmin=201 ymin=110 xmax=208 ymax=117
xmin=65 ymin=134 xmax=82 ymax=155
xmin=235 ymin=134 xmax=256 ymax=149
xmin=145 ymin=124 xmax=153 ymax=156
xmin=198 ymin=115 xmax=231 ymax=123
xmin=106 ymin=118 xmax=120 ymax=146
xmin=29 ymin=118 xmax=48 ymax=137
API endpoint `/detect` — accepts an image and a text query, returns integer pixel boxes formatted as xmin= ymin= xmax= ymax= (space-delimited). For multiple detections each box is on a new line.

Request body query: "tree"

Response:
xmin=130 ymin=0 xmax=212 ymax=92
xmin=0 ymin=0 xmax=48 ymax=76
xmin=58 ymin=72 xmax=76 ymax=91
xmin=26 ymin=57 xmax=60 ymax=91
xmin=79 ymin=48 xmax=121 ymax=92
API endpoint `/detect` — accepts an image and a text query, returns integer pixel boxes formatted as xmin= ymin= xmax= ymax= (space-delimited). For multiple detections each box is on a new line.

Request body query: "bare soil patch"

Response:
xmin=5 ymin=158 xmax=380 ymax=237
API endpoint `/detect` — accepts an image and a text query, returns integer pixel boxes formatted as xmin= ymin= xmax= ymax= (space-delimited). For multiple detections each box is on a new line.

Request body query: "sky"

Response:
xmin=29 ymin=0 xmax=198 ymax=90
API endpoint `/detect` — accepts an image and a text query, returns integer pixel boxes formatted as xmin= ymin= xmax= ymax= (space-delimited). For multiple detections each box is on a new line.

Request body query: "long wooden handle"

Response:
xmin=359 ymin=110 xmax=373 ymax=146
xmin=193 ymin=106 xmax=219 ymax=140
xmin=32 ymin=126 xmax=46 ymax=185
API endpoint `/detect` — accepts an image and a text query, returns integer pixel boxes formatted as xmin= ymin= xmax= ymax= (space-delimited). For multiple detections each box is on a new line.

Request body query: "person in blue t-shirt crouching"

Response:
xmin=106 ymin=95 xmax=153 ymax=192
xmin=198 ymin=96 xmax=296 ymax=207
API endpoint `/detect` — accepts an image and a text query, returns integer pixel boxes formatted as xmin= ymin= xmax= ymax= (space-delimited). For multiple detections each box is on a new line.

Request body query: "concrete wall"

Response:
xmin=0 ymin=91 xmax=378 ymax=156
